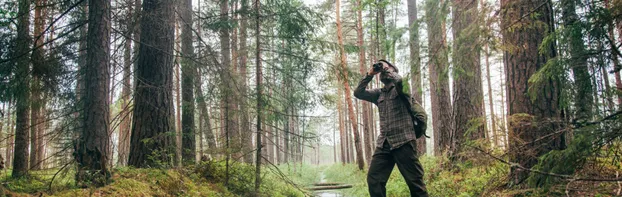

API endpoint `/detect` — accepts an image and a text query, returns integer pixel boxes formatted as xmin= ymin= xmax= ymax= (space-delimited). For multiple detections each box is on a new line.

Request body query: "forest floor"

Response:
xmin=0 ymin=156 xmax=619 ymax=196
xmin=318 ymin=155 xmax=621 ymax=197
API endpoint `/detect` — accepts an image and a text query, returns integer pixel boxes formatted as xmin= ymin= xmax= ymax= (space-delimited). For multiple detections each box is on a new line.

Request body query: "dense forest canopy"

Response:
xmin=0 ymin=0 xmax=621 ymax=196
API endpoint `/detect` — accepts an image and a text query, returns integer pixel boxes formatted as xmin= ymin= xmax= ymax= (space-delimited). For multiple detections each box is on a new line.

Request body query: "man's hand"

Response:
xmin=368 ymin=67 xmax=380 ymax=76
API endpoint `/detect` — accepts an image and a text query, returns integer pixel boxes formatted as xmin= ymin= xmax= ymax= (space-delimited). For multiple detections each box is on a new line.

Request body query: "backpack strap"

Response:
xmin=396 ymin=82 xmax=430 ymax=138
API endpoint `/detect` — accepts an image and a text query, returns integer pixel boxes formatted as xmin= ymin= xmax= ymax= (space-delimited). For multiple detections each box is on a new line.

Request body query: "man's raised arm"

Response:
xmin=353 ymin=74 xmax=380 ymax=104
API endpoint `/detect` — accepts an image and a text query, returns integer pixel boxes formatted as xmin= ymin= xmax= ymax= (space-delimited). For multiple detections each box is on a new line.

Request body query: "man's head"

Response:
xmin=378 ymin=60 xmax=399 ymax=85
xmin=378 ymin=59 xmax=398 ymax=73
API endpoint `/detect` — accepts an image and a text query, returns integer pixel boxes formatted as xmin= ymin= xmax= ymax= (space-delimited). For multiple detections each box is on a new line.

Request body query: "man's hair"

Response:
xmin=379 ymin=59 xmax=398 ymax=73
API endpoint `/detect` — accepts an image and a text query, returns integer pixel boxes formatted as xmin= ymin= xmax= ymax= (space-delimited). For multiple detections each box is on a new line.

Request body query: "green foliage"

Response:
xmin=322 ymin=163 xmax=370 ymax=196
xmin=527 ymin=120 xmax=622 ymax=189
xmin=195 ymin=160 xmax=306 ymax=196
xmin=400 ymin=73 xmax=411 ymax=96
xmin=322 ymin=156 xmax=508 ymax=197
xmin=0 ymin=167 xmax=231 ymax=197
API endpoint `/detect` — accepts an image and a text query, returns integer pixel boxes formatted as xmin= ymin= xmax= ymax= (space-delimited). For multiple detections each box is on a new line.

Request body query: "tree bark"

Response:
xmin=355 ymin=0 xmax=372 ymax=165
xmin=118 ymin=0 xmax=134 ymax=167
xmin=425 ymin=0 xmax=452 ymax=156
xmin=29 ymin=83 xmax=41 ymax=170
xmin=128 ymin=0 xmax=177 ymax=168
xmin=12 ymin=0 xmax=32 ymax=178
xmin=132 ymin=0 xmax=141 ymax=89
xmin=240 ymin=0 xmax=253 ymax=164
xmin=29 ymin=0 xmax=47 ymax=171
xmin=336 ymin=0 xmax=364 ymax=170
xmin=220 ymin=0 xmax=239 ymax=161
xmin=378 ymin=0 xmax=387 ymax=60
xmin=180 ymin=0 xmax=196 ymax=164
xmin=408 ymin=0 xmax=426 ymax=155
xmin=230 ymin=1 xmax=243 ymax=163
xmin=452 ymin=0 xmax=485 ymax=159
xmin=501 ymin=0 xmax=563 ymax=184
xmin=219 ymin=0 xmax=235 ymax=185
xmin=75 ymin=0 xmax=112 ymax=186
xmin=174 ymin=22 xmax=182 ymax=166
xmin=337 ymin=86 xmax=346 ymax=164
xmin=254 ymin=0 xmax=262 ymax=193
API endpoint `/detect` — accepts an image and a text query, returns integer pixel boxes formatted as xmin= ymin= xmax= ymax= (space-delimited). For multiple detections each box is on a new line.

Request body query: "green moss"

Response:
xmin=0 ymin=167 xmax=231 ymax=197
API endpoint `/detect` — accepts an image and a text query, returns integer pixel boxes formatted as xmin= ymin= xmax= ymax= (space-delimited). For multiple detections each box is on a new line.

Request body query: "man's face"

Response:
xmin=382 ymin=62 xmax=393 ymax=73
xmin=379 ymin=62 xmax=396 ymax=84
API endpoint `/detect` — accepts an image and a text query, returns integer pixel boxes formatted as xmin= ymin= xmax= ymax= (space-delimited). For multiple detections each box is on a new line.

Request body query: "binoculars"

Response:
xmin=373 ymin=62 xmax=384 ymax=72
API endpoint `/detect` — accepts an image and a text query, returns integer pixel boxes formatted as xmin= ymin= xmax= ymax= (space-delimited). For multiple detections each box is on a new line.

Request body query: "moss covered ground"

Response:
xmin=0 ymin=155 xmax=618 ymax=196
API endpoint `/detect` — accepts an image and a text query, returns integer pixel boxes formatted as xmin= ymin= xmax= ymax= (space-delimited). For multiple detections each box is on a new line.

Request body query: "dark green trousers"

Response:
xmin=367 ymin=140 xmax=428 ymax=197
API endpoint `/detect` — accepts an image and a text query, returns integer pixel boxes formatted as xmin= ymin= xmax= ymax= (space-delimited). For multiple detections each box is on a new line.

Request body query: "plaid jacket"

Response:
xmin=354 ymin=74 xmax=424 ymax=150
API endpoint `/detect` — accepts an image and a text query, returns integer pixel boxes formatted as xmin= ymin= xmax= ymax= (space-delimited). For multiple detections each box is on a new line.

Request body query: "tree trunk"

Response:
xmin=0 ymin=102 xmax=4 ymax=166
xmin=132 ymin=0 xmax=141 ymax=89
xmin=451 ymin=0 xmax=485 ymax=159
xmin=355 ymin=0 xmax=372 ymax=165
xmin=254 ymin=0 xmax=263 ymax=193
xmin=501 ymin=0 xmax=563 ymax=184
xmin=75 ymin=0 xmax=111 ymax=186
xmin=180 ymin=0 xmax=196 ymax=164
xmin=220 ymin=0 xmax=239 ymax=161
xmin=210 ymin=106 xmax=220 ymax=148
xmin=337 ymin=86 xmax=346 ymax=164
xmin=38 ymin=104 xmax=46 ymax=168
xmin=118 ymin=0 xmax=134 ymax=167
xmin=174 ymin=22 xmax=182 ymax=166
xmin=229 ymin=1 xmax=243 ymax=163
xmin=128 ymin=0 xmax=177 ymax=168
xmin=195 ymin=69 xmax=217 ymax=151
xmin=484 ymin=43 xmax=498 ymax=147
xmin=29 ymin=82 xmax=41 ymax=170
xmin=333 ymin=120 xmax=337 ymax=163
xmin=425 ymin=0 xmax=452 ymax=156
xmin=5 ymin=101 xmax=13 ymax=169
xmin=562 ymin=0 xmax=594 ymax=120
xmin=0 ymin=103 xmax=4 ymax=161
xmin=220 ymin=0 xmax=235 ymax=186
xmin=12 ymin=0 xmax=32 ymax=178
xmin=344 ymin=105 xmax=351 ymax=163
xmin=284 ymin=110 xmax=291 ymax=163
xmin=378 ymin=0 xmax=387 ymax=60
xmin=275 ymin=119 xmax=281 ymax=164
xmin=500 ymin=64 xmax=508 ymax=149
xmin=408 ymin=0 xmax=426 ymax=155
xmin=613 ymin=0 xmax=622 ymax=109
xmin=336 ymin=0 xmax=364 ymax=170
xmin=240 ymin=0 xmax=253 ymax=164
xmin=601 ymin=61 xmax=615 ymax=110
xmin=29 ymin=0 xmax=47 ymax=171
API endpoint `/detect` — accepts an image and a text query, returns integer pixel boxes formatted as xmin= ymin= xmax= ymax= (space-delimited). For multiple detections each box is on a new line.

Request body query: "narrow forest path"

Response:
xmin=311 ymin=171 xmax=345 ymax=197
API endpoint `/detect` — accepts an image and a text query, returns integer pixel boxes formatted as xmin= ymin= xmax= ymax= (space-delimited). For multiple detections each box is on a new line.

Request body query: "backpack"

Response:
xmin=396 ymin=80 xmax=429 ymax=139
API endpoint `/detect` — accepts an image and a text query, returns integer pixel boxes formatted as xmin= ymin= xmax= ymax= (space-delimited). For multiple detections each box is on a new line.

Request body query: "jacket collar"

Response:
xmin=381 ymin=83 xmax=395 ymax=92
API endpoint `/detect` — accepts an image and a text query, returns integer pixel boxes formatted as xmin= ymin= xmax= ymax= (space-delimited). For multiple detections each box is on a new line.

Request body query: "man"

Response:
xmin=354 ymin=60 xmax=428 ymax=197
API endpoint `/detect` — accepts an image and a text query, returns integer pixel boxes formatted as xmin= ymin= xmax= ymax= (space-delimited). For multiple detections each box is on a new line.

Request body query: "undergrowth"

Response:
xmin=322 ymin=155 xmax=507 ymax=197
xmin=0 ymin=160 xmax=308 ymax=197
xmin=320 ymin=153 xmax=620 ymax=197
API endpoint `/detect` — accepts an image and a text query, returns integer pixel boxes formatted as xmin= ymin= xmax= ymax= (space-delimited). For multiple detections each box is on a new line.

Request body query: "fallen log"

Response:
xmin=306 ymin=184 xmax=353 ymax=191
xmin=313 ymin=182 xmax=342 ymax=186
